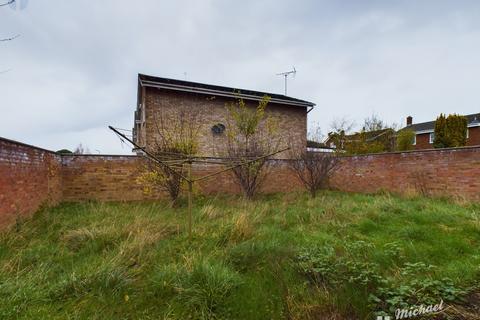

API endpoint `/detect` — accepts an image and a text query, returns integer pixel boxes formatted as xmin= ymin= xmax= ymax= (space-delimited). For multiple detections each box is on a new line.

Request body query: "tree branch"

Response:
xmin=0 ymin=0 xmax=14 ymax=7
xmin=0 ymin=34 xmax=20 ymax=42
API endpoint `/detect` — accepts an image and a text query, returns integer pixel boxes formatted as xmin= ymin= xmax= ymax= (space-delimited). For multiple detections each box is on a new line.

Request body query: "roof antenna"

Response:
xmin=277 ymin=67 xmax=296 ymax=95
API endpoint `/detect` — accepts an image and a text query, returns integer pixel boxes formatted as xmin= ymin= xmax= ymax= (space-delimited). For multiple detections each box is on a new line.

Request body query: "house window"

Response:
xmin=211 ymin=123 xmax=225 ymax=135
xmin=412 ymin=135 xmax=416 ymax=145
xmin=429 ymin=132 xmax=435 ymax=144
xmin=466 ymin=128 xmax=469 ymax=139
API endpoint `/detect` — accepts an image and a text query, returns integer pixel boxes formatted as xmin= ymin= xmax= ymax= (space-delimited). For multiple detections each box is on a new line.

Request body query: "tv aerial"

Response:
xmin=277 ymin=67 xmax=296 ymax=95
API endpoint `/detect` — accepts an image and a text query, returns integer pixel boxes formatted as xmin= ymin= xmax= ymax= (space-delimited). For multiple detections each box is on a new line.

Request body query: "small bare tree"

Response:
xmin=289 ymin=127 xmax=339 ymax=198
xmin=225 ymin=95 xmax=281 ymax=199
xmin=138 ymin=106 xmax=200 ymax=205
xmin=74 ymin=143 xmax=90 ymax=154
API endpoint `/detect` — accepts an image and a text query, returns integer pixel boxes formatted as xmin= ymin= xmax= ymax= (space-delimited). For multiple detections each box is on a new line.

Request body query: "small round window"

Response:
xmin=211 ymin=123 xmax=225 ymax=135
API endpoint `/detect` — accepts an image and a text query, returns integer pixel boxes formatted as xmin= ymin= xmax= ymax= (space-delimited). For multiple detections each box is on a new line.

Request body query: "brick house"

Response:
xmin=132 ymin=74 xmax=315 ymax=156
xmin=402 ymin=113 xmax=480 ymax=150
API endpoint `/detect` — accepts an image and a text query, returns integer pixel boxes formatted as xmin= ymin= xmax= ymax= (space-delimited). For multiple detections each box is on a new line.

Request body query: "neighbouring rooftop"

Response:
xmin=405 ymin=113 xmax=480 ymax=133
xmin=138 ymin=73 xmax=315 ymax=108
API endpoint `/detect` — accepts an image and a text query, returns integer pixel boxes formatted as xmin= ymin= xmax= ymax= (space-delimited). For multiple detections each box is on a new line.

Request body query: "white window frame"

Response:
xmin=466 ymin=128 xmax=469 ymax=139
xmin=412 ymin=135 xmax=416 ymax=145
xmin=429 ymin=132 xmax=435 ymax=144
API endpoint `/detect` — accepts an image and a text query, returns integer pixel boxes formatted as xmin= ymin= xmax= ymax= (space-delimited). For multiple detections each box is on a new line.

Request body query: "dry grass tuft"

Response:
xmin=118 ymin=218 xmax=179 ymax=263
xmin=61 ymin=227 xmax=114 ymax=251
xmin=221 ymin=211 xmax=257 ymax=243
xmin=200 ymin=203 xmax=222 ymax=219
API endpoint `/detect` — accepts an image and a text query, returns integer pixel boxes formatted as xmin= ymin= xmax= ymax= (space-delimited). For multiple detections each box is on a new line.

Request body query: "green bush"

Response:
xmin=434 ymin=113 xmax=468 ymax=148
xmin=433 ymin=113 xmax=449 ymax=148
xmin=297 ymin=242 xmax=467 ymax=315
xmin=446 ymin=114 xmax=468 ymax=147
xmin=396 ymin=129 xmax=416 ymax=151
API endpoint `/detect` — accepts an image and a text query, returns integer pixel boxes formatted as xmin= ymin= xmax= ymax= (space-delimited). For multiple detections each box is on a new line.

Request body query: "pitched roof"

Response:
xmin=138 ymin=73 xmax=315 ymax=108
xmin=403 ymin=113 xmax=480 ymax=133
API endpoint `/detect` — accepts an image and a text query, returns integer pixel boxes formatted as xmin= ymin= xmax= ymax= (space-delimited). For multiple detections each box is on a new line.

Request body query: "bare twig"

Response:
xmin=0 ymin=34 xmax=20 ymax=42
xmin=288 ymin=149 xmax=339 ymax=198
xmin=0 ymin=0 xmax=14 ymax=7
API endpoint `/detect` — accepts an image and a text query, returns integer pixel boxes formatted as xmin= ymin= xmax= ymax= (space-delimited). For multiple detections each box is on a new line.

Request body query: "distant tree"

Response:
xmin=224 ymin=95 xmax=280 ymax=199
xmin=446 ymin=114 xmax=468 ymax=147
xmin=433 ymin=113 xmax=467 ymax=148
xmin=328 ymin=117 xmax=355 ymax=150
xmin=396 ymin=129 xmax=416 ymax=151
xmin=74 ymin=144 xmax=90 ymax=154
xmin=56 ymin=149 xmax=73 ymax=155
xmin=344 ymin=131 xmax=387 ymax=155
xmin=433 ymin=114 xmax=448 ymax=148
xmin=307 ymin=123 xmax=324 ymax=144
xmin=363 ymin=113 xmax=387 ymax=132
xmin=328 ymin=115 xmax=395 ymax=155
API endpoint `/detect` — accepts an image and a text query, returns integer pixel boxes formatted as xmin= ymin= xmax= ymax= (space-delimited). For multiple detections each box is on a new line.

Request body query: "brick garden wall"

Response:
xmin=331 ymin=146 xmax=480 ymax=200
xmin=0 ymin=138 xmax=62 ymax=226
xmin=61 ymin=155 xmax=162 ymax=202
xmin=1 ymin=137 xmax=479 ymax=228
xmin=60 ymin=158 xmax=301 ymax=200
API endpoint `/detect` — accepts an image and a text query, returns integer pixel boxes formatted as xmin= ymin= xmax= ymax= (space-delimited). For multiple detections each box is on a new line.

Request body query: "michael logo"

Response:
xmin=376 ymin=300 xmax=444 ymax=320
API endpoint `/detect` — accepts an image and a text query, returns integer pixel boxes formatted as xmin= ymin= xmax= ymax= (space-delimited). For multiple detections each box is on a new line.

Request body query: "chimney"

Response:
xmin=406 ymin=116 xmax=413 ymax=126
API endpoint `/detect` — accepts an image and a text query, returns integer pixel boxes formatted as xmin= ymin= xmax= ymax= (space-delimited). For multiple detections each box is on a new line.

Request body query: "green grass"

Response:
xmin=1 ymin=191 xmax=479 ymax=319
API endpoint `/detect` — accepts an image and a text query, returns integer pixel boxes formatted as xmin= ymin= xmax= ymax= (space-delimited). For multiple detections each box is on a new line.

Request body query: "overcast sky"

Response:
xmin=1 ymin=0 xmax=479 ymax=154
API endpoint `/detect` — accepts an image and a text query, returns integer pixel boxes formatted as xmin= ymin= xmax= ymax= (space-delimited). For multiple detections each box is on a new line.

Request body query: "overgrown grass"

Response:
xmin=0 ymin=192 xmax=479 ymax=319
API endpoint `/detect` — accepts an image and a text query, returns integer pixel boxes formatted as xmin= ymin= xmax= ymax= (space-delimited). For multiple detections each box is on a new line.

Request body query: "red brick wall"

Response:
xmin=0 ymin=138 xmax=62 ymax=226
xmin=331 ymin=146 xmax=480 ymax=200
xmin=58 ymin=148 xmax=480 ymax=202
xmin=60 ymin=157 xmax=302 ymax=200
xmin=61 ymin=155 xmax=163 ymax=202
xmin=1 ymin=137 xmax=480 ymax=229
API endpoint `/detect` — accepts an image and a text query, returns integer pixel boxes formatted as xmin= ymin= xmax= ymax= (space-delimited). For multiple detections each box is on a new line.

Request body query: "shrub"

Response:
xmin=396 ymin=129 xmax=415 ymax=151
xmin=433 ymin=113 xmax=449 ymax=148
xmin=434 ymin=113 xmax=468 ymax=148
xmin=446 ymin=114 xmax=468 ymax=147
xmin=225 ymin=96 xmax=281 ymax=199
xmin=297 ymin=242 xmax=467 ymax=315
xmin=138 ymin=106 xmax=201 ymax=205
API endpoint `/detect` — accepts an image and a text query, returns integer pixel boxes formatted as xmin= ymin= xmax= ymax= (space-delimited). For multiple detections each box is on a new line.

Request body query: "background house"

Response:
xmin=132 ymin=74 xmax=315 ymax=157
xmin=324 ymin=128 xmax=396 ymax=154
xmin=403 ymin=114 xmax=480 ymax=150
